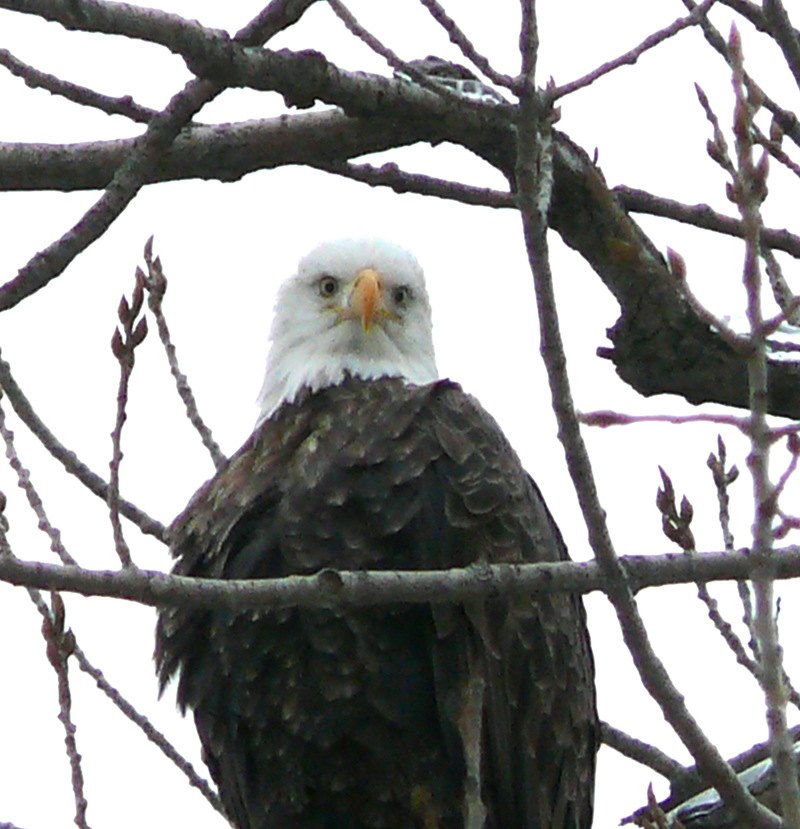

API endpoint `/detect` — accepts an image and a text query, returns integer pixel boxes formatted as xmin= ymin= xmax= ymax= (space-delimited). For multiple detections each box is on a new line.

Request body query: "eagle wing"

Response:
xmin=156 ymin=376 xmax=596 ymax=828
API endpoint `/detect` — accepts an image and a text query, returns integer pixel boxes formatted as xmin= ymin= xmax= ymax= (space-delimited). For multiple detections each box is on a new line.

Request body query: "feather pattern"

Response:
xmin=156 ymin=376 xmax=597 ymax=829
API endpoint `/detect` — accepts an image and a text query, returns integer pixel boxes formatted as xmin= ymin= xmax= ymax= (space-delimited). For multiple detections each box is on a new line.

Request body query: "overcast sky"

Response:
xmin=1 ymin=2 xmax=799 ymax=827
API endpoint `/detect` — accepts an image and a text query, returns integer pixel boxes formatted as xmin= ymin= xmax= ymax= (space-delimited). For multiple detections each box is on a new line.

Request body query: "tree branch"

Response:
xmin=0 ymin=350 xmax=167 ymax=542
xmin=314 ymin=160 xmax=515 ymax=207
xmin=552 ymin=0 xmax=716 ymax=100
xmin=2 ymin=22 xmax=800 ymax=418
xmin=0 ymin=0 xmax=228 ymax=60
xmin=0 ymin=49 xmax=158 ymax=123
xmin=416 ymin=0 xmax=516 ymax=89
xmin=601 ymin=721 xmax=692 ymax=785
xmin=682 ymin=0 xmax=800 ymax=148
xmin=2 ymin=548 xmax=800 ymax=609
xmin=763 ymin=1 xmax=800 ymax=92
xmin=615 ymin=185 xmax=800 ymax=259
xmin=516 ymin=6 xmax=779 ymax=825
xmin=0 ymin=0 xmax=319 ymax=312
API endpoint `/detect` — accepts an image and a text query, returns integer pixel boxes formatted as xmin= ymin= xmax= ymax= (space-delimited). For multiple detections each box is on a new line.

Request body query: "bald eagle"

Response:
xmin=155 ymin=239 xmax=597 ymax=829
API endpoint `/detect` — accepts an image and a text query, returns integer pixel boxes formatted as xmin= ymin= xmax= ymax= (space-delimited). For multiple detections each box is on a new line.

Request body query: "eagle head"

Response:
xmin=256 ymin=238 xmax=439 ymax=423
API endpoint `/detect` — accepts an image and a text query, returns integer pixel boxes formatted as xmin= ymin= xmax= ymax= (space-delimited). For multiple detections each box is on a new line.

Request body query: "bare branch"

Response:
xmin=516 ymin=5 xmax=778 ymax=824
xmin=108 ymin=271 xmax=149 ymax=568
xmin=726 ymin=26 xmax=800 ymax=823
xmin=754 ymin=123 xmax=800 ymax=182
xmin=0 ymin=351 xmax=167 ymax=542
xmin=580 ymin=409 xmax=751 ymax=430
xmin=0 ymin=111 xmax=446 ymax=193
xmin=763 ymin=250 xmax=800 ymax=334
xmin=667 ymin=246 xmax=754 ymax=356
xmin=708 ymin=437 xmax=760 ymax=664
xmin=0 ymin=0 xmax=226 ymax=60
xmin=553 ymin=0 xmax=717 ymax=100
xmin=0 ymin=49 xmax=157 ymax=123
xmin=4 ymin=548 xmax=800 ymax=609
xmin=315 ymin=160 xmax=515 ymax=207
xmin=0 ymin=397 xmax=77 ymax=566
xmin=763 ymin=1 xmax=800 ymax=91
xmin=325 ymin=0 xmax=496 ymax=109
xmin=416 ymin=0 xmax=516 ymax=89
xmin=40 ymin=593 xmax=90 ymax=829
xmin=0 ymin=73 xmax=216 ymax=311
xmin=682 ymin=0 xmax=800 ymax=148
xmin=141 ymin=241 xmax=226 ymax=471
xmin=0 ymin=0 xmax=320 ymax=312
xmin=0 ymin=0 xmax=319 ymax=61
xmin=601 ymin=721 xmax=691 ymax=784
xmin=615 ymin=186 xmax=800 ymax=259
xmin=240 ymin=0 xmax=320 ymax=44
xmin=72 ymin=642 xmax=224 ymax=814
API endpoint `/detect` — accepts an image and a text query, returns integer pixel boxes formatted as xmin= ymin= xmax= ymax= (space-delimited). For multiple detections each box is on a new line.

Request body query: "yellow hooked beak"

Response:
xmin=348 ymin=268 xmax=383 ymax=332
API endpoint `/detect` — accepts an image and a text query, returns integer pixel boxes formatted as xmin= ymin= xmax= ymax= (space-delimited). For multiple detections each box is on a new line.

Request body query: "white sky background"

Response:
xmin=0 ymin=2 xmax=799 ymax=827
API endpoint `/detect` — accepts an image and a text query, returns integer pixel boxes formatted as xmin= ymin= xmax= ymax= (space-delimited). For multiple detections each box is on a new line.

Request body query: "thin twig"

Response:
xmin=615 ymin=186 xmax=800 ymax=259
xmin=580 ymin=409 xmax=751 ymax=431
xmin=601 ymin=721 xmax=690 ymax=784
xmin=682 ymin=0 xmax=800 ymax=148
xmin=754 ymin=123 xmax=800 ymax=181
xmin=314 ymin=160 xmax=515 ymax=207
xmin=0 ymin=397 xmax=77 ymax=566
xmin=762 ymin=246 xmax=800 ymax=326
xmin=108 ymin=273 xmax=149 ymax=568
xmin=415 ymin=0 xmax=515 ymax=89
xmin=727 ymin=26 xmax=800 ymax=824
xmin=0 ymin=489 xmax=11 ymax=559
xmin=708 ymin=437 xmax=760 ymax=663
xmin=770 ymin=434 xmax=800 ymax=507
xmin=21 ymin=559 xmax=224 ymax=815
xmin=696 ymin=82 xmax=737 ymax=179
xmin=553 ymin=0 xmax=717 ymax=99
xmin=41 ymin=592 xmax=90 ymax=829
xmin=325 ymin=0 xmax=498 ymax=110
xmin=141 ymin=240 xmax=226 ymax=470
xmin=666 ymin=246 xmax=753 ymax=355
xmin=0 ymin=351 xmax=166 ymax=542
xmin=659 ymin=463 xmax=763 ymax=690
xmin=72 ymin=642 xmax=224 ymax=814
xmin=762 ymin=0 xmax=800 ymax=91
xmin=0 ymin=48 xmax=157 ymax=123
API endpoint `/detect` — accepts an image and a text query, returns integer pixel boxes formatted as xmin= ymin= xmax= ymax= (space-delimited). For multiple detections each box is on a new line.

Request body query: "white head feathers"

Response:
xmin=257 ymin=238 xmax=439 ymax=424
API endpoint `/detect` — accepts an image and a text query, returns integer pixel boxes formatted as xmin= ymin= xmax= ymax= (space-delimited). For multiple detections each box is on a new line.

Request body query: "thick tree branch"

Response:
xmin=0 ymin=111 xmax=431 ymax=192
xmin=0 ymin=0 xmax=228 ymax=60
xmin=2 ymin=22 xmax=799 ymax=417
xmin=2 ymin=548 xmax=800 ymax=609
xmin=0 ymin=0 xmax=318 ymax=313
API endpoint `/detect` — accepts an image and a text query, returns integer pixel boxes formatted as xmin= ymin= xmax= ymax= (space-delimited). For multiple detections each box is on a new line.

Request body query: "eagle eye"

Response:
xmin=392 ymin=285 xmax=412 ymax=306
xmin=317 ymin=275 xmax=339 ymax=298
